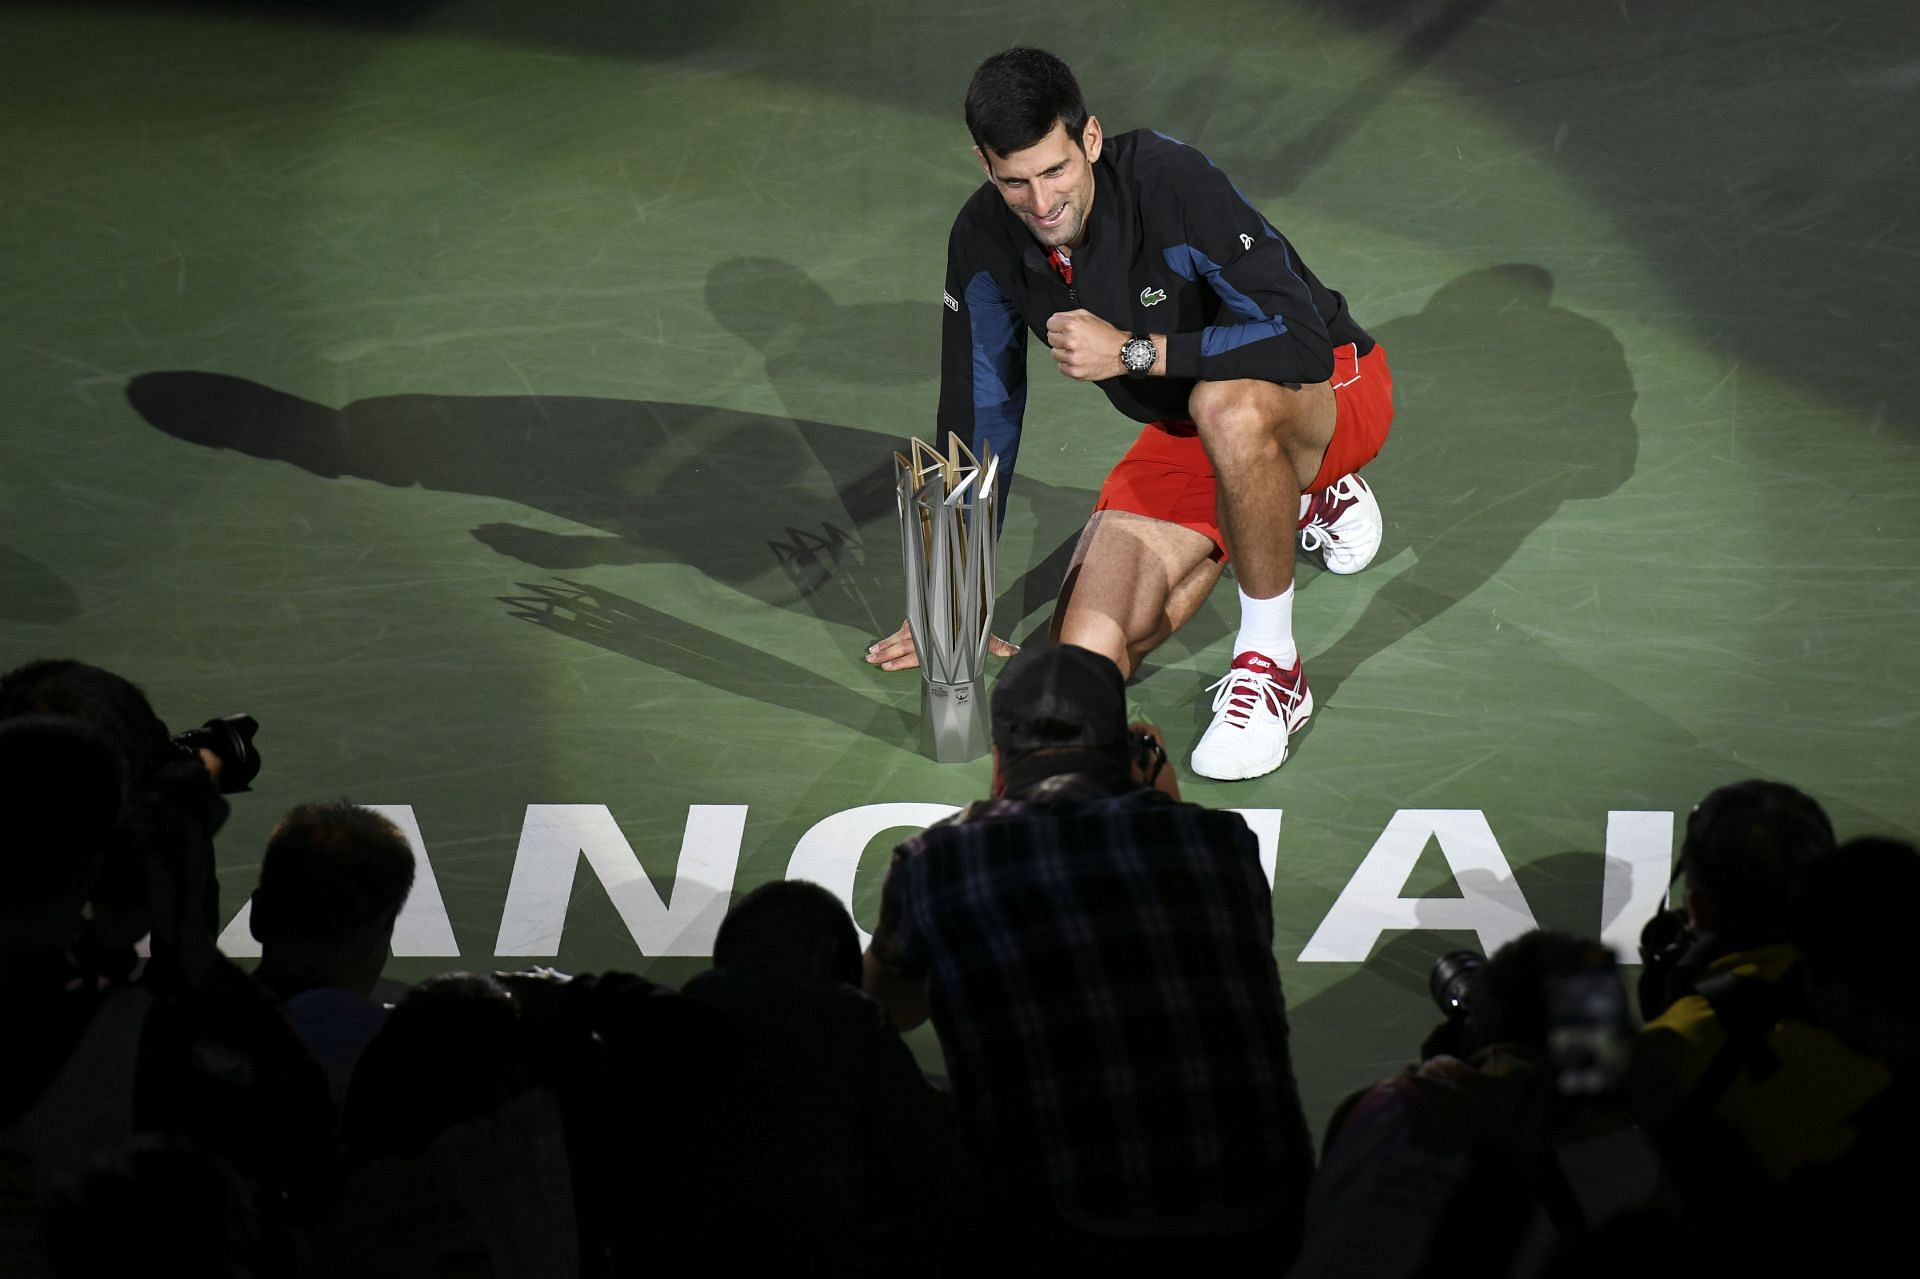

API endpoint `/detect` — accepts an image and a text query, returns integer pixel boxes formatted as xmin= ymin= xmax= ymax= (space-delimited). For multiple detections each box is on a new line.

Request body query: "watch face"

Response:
xmin=1122 ymin=337 xmax=1155 ymax=373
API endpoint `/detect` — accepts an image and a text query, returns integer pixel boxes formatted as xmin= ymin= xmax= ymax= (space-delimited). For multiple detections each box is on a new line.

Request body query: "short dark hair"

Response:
xmin=0 ymin=659 xmax=169 ymax=796
xmin=1001 ymin=741 xmax=1131 ymax=793
xmin=713 ymin=880 xmax=862 ymax=987
xmin=1682 ymin=779 xmax=1834 ymax=948
xmin=1467 ymin=929 xmax=1620 ymax=1052
xmin=252 ymin=801 xmax=414 ymax=948
xmin=345 ymin=972 xmax=530 ymax=1162
xmin=1797 ymin=836 xmax=1920 ymax=1025
xmin=991 ymin=644 xmax=1131 ymax=789
xmin=0 ymin=714 xmax=124 ymax=929
xmin=965 ymin=47 xmax=1090 ymax=157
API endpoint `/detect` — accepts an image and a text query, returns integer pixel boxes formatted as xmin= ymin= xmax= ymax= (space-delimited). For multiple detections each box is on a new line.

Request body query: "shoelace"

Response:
xmin=1298 ymin=478 xmax=1363 ymax=553
xmin=1298 ymin=522 xmax=1335 ymax=554
xmin=1204 ymin=667 xmax=1302 ymax=728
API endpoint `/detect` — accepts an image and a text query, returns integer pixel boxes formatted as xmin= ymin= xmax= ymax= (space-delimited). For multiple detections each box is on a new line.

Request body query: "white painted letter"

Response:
xmin=218 ymin=899 xmax=259 ymax=958
xmin=494 ymin=805 xmax=746 ymax=957
xmin=217 ymin=902 xmax=259 ymax=952
xmin=787 ymin=803 xmax=959 ymax=946
xmin=217 ymin=803 xmax=460 ymax=959
xmin=1600 ymin=810 xmax=1676 ymax=962
xmin=1229 ymin=808 xmax=1283 ymax=890
xmin=1298 ymin=809 xmax=1537 ymax=962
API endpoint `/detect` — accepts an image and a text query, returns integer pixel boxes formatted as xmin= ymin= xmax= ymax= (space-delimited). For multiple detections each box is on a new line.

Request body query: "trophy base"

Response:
xmin=920 ymin=677 xmax=989 ymax=763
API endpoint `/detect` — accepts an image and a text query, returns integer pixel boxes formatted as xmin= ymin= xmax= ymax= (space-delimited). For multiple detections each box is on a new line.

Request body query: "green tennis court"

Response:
xmin=4 ymin=0 xmax=1915 ymax=1124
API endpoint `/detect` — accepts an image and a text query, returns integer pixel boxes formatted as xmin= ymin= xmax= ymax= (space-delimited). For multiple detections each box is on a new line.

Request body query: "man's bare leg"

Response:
xmin=1185 ymin=377 xmax=1337 ymax=780
xmin=1051 ymin=510 xmax=1221 ymax=680
xmin=1188 ymin=377 xmax=1335 ymax=601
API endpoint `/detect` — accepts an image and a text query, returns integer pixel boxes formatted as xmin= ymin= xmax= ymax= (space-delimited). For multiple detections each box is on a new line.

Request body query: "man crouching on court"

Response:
xmin=868 ymin=47 xmax=1394 ymax=781
xmin=864 ymin=643 xmax=1314 ymax=1267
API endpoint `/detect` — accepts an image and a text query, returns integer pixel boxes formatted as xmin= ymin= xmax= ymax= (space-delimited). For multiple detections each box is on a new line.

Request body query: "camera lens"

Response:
xmin=1429 ymin=949 xmax=1485 ymax=1020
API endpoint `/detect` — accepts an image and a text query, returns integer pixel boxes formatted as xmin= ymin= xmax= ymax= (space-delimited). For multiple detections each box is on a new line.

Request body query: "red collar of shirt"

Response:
xmin=1046 ymin=245 xmax=1073 ymax=285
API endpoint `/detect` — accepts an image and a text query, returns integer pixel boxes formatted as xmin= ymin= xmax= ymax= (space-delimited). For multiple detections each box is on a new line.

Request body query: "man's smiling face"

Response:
xmin=978 ymin=116 xmax=1103 ymax=250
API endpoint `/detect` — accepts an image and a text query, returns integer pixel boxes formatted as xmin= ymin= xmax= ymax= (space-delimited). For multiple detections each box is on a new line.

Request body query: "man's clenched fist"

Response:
xmin=1045 ymin=309 xmax=1128 ymax=382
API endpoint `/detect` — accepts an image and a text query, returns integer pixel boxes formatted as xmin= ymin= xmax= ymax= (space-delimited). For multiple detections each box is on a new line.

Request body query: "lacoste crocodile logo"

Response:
xmin=1140 ymin=286 xmax=1167 ymax=307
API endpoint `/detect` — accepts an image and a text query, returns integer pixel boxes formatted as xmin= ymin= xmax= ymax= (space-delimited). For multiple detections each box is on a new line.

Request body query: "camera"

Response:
xmin=1429 ymin=949 xmax=1484 ymax=1021
xmin=165 ymin=713 xmax=262 ymax=793
xmin=1635 ymin=905 xmax=1707 ymax=1021
xmin=1548 ymin=968 xmax=1631 ymax=1096
xmin=1129 ymin=728 xmax=1167 ymax=785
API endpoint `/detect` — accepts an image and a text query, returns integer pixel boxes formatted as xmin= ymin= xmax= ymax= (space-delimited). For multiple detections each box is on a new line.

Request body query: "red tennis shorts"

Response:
xmin=1092 ymin=340 xmax=1394 ymax=560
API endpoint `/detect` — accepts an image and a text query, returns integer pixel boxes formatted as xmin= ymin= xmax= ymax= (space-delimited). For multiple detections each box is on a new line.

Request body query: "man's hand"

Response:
xmin=1129 ymin=721 xmax=1182 ymax=801
xmin=1045 ymin=309 xmax=1130 ymax=381
xmin=136 ymin=760 xmax=230 ymax=988
xmin=863 ymin=948 xmax=930 ymax=1032
xmin=866 ymin=620 xmax=1018 ymax=673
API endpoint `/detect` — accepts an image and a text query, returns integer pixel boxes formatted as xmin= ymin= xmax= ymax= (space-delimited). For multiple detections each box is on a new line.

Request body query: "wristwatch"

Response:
xmin=1120 ymin=333 xmax=1156 ymax=379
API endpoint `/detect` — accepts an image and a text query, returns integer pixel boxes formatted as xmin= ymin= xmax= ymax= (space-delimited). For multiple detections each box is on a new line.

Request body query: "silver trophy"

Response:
xmin=896 ymin=436 xmax=1000 ymax=762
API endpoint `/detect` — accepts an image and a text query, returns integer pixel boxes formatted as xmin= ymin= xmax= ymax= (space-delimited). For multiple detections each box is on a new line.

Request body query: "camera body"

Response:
xmin=163 ymin=713 xmax=262 ymax=793
xmin=1548 ymin=969 xmax=1631 ymax=1095
xmin=1128 ymin=728 xmax=1167 ymax=785
xmin=1635 ymin=905 xmax=1723 ymax=1022
xmin=1426 ymin=943 xmax=1632 ymax=1094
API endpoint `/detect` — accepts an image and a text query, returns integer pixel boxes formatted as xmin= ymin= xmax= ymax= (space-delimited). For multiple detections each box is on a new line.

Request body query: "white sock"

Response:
xmin=1234 ymin=584 xmax=1298 ymax=666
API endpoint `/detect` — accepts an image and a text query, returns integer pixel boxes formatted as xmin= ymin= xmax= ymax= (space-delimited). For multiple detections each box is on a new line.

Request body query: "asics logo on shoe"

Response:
xmin=1216 ymin=651 xmax=1301 ymax=720
xmin=1192 ymin=650 xmax=1314 ymax=779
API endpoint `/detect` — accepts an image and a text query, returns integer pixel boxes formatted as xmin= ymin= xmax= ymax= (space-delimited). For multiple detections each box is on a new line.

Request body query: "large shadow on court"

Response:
xmin=124 ymin=374 xmax=920 ymax=745
xmin=129 ymin=373 xmax=925 ymax=637
xmin=1307 ymin=265 xmax=1638 ymax=703
xmin=704 ymin=257 xmax=1093 ymax=637
xmin=126 ymin=373 xmax=1095 ymax=730
xmin=497 ymin=578 xmax=915 ymax=744
xmin=0 ymin=546 xmax=81 ymax=625
xmin=704 ymin=257 xmax=939 ymax=390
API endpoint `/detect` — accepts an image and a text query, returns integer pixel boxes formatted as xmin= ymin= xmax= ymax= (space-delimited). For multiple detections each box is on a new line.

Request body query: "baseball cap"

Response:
xmin=990 ymin=643 xmax=1128 ymax=756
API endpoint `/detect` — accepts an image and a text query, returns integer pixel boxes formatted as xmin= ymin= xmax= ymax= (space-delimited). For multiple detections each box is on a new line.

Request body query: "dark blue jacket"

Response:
xmin=937 ymin=128 xmax=1374 ymax=497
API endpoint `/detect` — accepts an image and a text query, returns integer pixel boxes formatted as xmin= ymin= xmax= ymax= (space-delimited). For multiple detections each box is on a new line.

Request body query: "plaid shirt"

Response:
xmin=872 ymin=774 xmax=1312 ymax=1224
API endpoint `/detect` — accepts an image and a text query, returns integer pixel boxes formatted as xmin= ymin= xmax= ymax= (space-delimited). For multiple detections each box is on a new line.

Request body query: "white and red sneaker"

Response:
xmin=1298 ymin=473 xmax=1383 ymax=575
xmin=1190 ymin=650 xmax=1314 ymax=781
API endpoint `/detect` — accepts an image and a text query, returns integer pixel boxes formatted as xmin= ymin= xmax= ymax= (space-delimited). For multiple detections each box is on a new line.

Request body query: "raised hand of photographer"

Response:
xmin=1129 ymin=722 xmax=1181 ymax=801
xmin=136 ymin=757 xmax=229 ymax=989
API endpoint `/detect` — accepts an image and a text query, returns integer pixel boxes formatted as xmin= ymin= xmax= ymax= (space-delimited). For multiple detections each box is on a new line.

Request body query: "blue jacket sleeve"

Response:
xmin=936 ymin=211 xmax=1027 ymax=527
xmin=1159 ymin=160 xmax=1334 ymax=386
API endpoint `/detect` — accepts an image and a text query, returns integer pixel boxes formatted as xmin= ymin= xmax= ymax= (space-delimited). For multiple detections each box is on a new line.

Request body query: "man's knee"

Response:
xmin=1189 ymin=378 xmax=1335 ymax=474
xmin=1056 ymin=512 xmax=1211 ymax=666
xmin=1191 ymin=379 xmax=1272 ymax=441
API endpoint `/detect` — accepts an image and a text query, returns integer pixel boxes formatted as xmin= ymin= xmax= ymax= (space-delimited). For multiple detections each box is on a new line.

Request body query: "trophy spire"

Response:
xmin=895 ymin=436 xmax=1000 ymax=762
